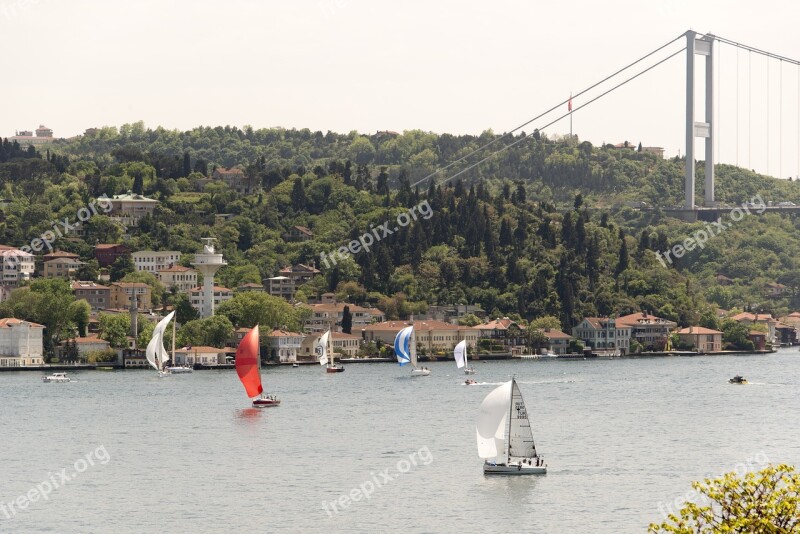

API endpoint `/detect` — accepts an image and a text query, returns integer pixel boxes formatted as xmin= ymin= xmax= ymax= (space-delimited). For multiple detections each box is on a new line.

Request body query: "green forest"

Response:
xmin=2 ymin=123 xmax=800 ymax=356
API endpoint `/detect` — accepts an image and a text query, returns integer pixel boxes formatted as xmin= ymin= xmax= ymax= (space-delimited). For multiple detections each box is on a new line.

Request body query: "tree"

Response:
xmin=216 ymin=292 xmax=300 ymax=331
xmin=69 ymin=299 xmax=91 ymax=338
xmin=75 ymin=259 xmax=100 ymax=282
xmin=649 ymin=464 xmax=800 ymax=533
xmin=529 ymin=315 xmax=562 ymax=331
xmin=720 ymin=318 xmax=754 ymax=350
xmin=177 ymin=315 xmax=234 ymax=348
xmin=136 ymin=318 xmax=155 ymax=349
xmin=290 ymin=177 xmax=306 ymax=211
xmin=98 ymin=313 xmax=130 ymax=348
xmin=172 ymin=293 xmax=199 ymax=325
xmin=457 ymin=313 xmax=482 ymax=327
xmin=110 ymin=254 xmax=135 ymax=282
xmin=62 ymin=338 xmax=79 ymax=362
xmin=616 ymin=230 xmax=629 ymax=276
xmin=341 ymin=305 xmax=353 ymax=334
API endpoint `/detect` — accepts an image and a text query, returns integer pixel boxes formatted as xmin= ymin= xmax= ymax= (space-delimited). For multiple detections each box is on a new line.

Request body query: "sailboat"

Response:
xmin=476 ymin=378 xmax=546 ymax=475
xmin=394 ymin=325 xmax=430 ymax=377
xmin=165 ymin=311 xmax=192 ymax=373
xmin=146 ymin=311 xmax=175 ymax=377
xmin=317 ymin=330 xmax=344 ymax=373
xmin=454 ymin=339 xmax=476 ymax=375
xmin=235 ymin=325 xmax=280 ymax=407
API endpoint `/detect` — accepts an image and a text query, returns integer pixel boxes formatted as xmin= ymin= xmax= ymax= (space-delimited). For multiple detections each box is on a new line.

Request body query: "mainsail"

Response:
xmin=454 ymin=340 xmax=466 ymax=368
xmin=316 ymin=330 xmax=330 ymax=366
xmin=476 ymin=380 xmax=512 ymax=459
xmin=235 ymin=325 xmax=263 ymax=398
xmin=394 ymin=326 xmax=413 ymax=366
xmin=508 ymin=380 xmax=537 ymax=459
xmin=145 ymin=311 xmax=175 ymax=372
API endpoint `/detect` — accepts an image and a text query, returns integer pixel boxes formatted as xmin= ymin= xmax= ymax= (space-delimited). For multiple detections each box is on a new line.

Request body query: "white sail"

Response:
xmin=476 ymin=380 xmax=512 ymax=459
xmin=394 ymin=326 xmax=413 ymax=366
xmin=454 ymin=340 xmax=466 ymax=368
xmin=145 ymin=311 xmax=175 ymax=372
xmin=508 ymin=379 xmax=537 ymax=459
xmin=316 ymin=330 xmax=330 ymax=366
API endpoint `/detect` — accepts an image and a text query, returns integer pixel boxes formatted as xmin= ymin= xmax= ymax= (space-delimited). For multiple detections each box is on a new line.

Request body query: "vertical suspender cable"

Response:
xmin=736 ymin=45 xmax=740 ymax=165
xmin=749 ymin=50 xmax=752 ymax=169
xmin=780 ymin=60 xmax=783 ymax=178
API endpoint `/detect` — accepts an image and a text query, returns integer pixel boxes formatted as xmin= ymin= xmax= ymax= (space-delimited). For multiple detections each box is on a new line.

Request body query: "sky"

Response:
xmin=2 ymin=0 xmax=799 ymax=178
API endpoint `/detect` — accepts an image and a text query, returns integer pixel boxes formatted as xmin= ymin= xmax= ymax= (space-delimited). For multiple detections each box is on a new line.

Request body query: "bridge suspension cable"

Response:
xmin=411 ymin=32 xmax=687 ymax=188
xmin=430 ymin=47 xmax=686 ymax=188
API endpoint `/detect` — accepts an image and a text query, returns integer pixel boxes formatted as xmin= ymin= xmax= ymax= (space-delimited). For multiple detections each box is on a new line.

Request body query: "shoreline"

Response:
xmin=0 ymin=349 xmax=783 ymax=372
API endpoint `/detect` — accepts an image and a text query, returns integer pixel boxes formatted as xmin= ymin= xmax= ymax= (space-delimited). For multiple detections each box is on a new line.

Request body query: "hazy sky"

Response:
xmin=3 ymin=0 xmax=799 ymax=177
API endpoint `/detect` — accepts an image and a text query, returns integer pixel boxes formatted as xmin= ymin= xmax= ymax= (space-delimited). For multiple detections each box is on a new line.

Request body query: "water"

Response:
xmin=1 ymin=350 xmax=798 ymax=533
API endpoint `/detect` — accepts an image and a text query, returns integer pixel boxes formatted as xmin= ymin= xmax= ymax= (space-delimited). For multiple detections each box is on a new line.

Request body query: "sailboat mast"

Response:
xmin=171 ymin=313 xmax=176 ymax=366
xmin=507 ymin=380 xmax=516 ymax=463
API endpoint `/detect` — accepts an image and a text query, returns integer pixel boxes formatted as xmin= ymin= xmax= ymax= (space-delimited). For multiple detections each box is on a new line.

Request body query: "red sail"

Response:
xmin=235 ymin=325 xmax=263 ymax=398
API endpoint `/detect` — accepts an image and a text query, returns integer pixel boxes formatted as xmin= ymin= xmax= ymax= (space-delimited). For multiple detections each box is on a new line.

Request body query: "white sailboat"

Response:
xmin=146 ymin=311 xmax=175 ymax=378
xmin=394 ymin=325 xmax=430 ymax=376
xmin=317 ymin=330 xmax=344 ymax=373
xmin=454 ymin=339 xmax=476 ymax=375
xmin=476 ymin=378 xmax=546 ymax=475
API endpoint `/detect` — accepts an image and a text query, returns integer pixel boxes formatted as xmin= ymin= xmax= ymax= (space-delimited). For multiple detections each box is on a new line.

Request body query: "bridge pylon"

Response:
xmin=685 ymin=30 xmax=715 ymax=209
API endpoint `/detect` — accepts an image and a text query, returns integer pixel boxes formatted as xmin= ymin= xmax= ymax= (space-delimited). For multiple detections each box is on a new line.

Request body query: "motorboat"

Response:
xmin=292 ymin=363 xmax=299 ymax=368
xmin=42 ymin=372 xmax=70 ymax=383
xmin=410 ymin=367 xmax=431 ymax=377
xmin=729 ymin=375 xmax=748 ymax=384
xmin=465 ymin=379 xmax=478 ymax=385
xmin=165 ymin=365 xmax=193 ymax=374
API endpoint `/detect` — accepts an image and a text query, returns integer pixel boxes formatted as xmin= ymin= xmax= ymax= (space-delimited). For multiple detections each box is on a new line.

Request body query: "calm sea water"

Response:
xmin=1 ymin=349 xmax=798 ymax=533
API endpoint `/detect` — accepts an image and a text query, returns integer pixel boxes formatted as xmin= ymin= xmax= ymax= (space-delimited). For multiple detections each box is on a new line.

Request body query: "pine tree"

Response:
xmin=291 ymin=177 xmax=306 ymax=210
xmin=341 ymin=305 xmax=353 ymax=334
xmin=616 ymin=229 xmax=629 ymax=276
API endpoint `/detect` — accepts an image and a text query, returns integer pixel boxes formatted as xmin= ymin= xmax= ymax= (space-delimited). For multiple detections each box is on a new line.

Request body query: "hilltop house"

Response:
xmin=157 ymin=264 xmax=197 ymax=294
xmin=107 ymin=192 xmax=159 ymax=228
xmin=284 ymin=226 xmax=313 ymax=242
xmin=212 ymin=167 xmax=256 ymax=195
xmin=133 ymin=251 xmax=182 ymax=273
xmin=71 ymin=281 xmax=111 ymax=310
xmin=0 ymin=245 xmax=35 ymax=287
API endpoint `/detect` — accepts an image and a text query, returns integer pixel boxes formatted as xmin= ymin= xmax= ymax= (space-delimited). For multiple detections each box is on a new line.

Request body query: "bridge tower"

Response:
xmin=685 ymin=30 xmax=715 ymax=209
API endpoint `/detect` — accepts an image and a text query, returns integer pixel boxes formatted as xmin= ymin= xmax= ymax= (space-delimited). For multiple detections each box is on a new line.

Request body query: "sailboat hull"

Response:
xmin=483 ymin=462 xmax=547 ymax=475
xmin=253 ymin=398 xmax=281 ymax=407
xmin=410 ymin=368 xmax=431 ymax=377
xmin=464 ymin=368 xmax=476 ymax=375
xmin=166 ymin=366 xmax=193 ymax=374
xmin=326 ymin=366 xmax=345 ymax=373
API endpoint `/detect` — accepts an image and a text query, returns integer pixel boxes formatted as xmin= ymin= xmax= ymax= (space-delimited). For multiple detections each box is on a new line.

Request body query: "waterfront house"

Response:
xmin=73 ymin=336 xmax=112 ymax=358
xmin=539 ymin=329 xmax=573 ymax=355
xmin=265 ymin=329 xmax=305 ymax=363
xmin=298 ymin=331 xmax=362 ymax=361
xmin=0 ymin=318 xmax=44 ymax=367
xmin=730 ymin=312 xmax=777 ymax=344
xmin=173 ymin=346 xmax=227 ymax=366
xmin=748 ymin=331 xmax=767 ymax=351
xmin=675 ymin=326 xmax=723 ymax=353
xmin=616 ymin=312 xmax=677 ymax=350
xmin=72 ymin=281 xmax=111 ymax=310
xmin=572 ymin=317 xmax=632 ymax=353
xmin=473 ymin=318 xmax=525 ymax=349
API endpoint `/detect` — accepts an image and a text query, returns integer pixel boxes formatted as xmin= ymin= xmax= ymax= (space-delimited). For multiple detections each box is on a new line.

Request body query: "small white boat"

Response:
xmin=292 ymin=363 xmax=299 ymax=368
xmin=166 ymin=365 xmax=193 ymax=374
xmin=394 ymin=325 xmax=430 ymax=377
xmin=454 ymin=340 xmax=476 ymax=374
xmin=42 ymin=372 xmax=70 ymax=383
xmin=477 ymin=378 xmax=547 ymax=475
